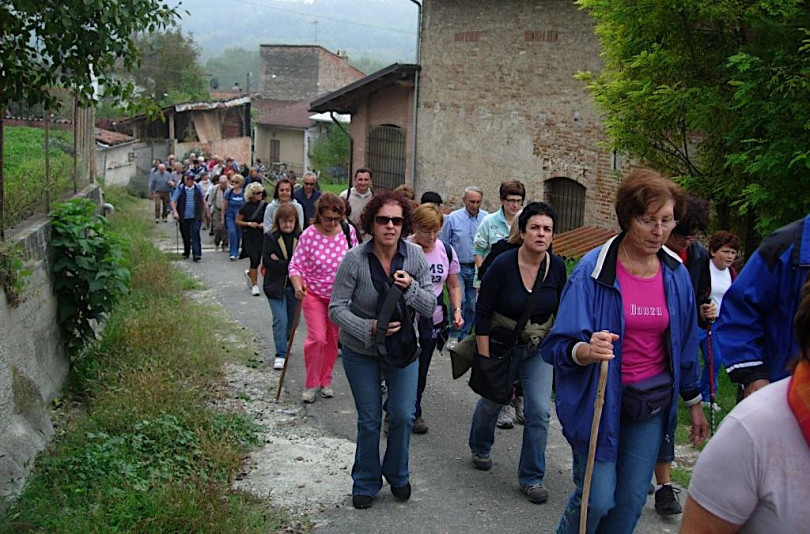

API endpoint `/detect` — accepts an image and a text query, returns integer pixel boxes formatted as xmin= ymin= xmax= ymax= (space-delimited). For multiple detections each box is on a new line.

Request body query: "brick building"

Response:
xmin=259 ymin=45 xmax=365 ymax=102
xmin=416 ymin=0 xmax=627 ymax=232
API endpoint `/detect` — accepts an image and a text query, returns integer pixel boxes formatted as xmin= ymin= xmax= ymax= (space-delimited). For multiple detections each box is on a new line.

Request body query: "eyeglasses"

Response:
xmin=322 ymin=216 xmax=342 ymax=223
xmin=504 ymin=198 xmax=524 ymax=205
xmin=635 ymin=216 xmax=678 ymax=231
xmin=374 ymin=215 xmax=405 ymax=227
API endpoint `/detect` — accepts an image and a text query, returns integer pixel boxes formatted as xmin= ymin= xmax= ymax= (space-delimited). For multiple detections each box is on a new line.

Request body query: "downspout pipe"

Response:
xmin=330 ymin=111 xmax=354 ymax=189
xmin=408 ymin=0 xmax=422 ymax=188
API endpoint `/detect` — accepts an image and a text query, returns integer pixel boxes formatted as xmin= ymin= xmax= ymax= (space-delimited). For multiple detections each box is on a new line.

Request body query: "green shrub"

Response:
xmin=126 ymin=172 xmax=150 ymax=198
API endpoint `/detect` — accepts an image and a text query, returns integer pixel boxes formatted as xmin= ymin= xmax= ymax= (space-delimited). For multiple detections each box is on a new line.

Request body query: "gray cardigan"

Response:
xmin=329 ymin=239 xmax=435 ymax=356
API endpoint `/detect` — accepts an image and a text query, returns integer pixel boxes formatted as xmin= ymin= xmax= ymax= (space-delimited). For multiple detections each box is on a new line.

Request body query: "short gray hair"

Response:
xmin=463 ymin=186 xmax=483 ymax=198
xmin=302 ymin=171 xmax=317 ymax=181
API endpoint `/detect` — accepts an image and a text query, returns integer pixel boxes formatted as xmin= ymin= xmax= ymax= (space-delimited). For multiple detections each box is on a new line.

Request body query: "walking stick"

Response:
xmin=707 ymin=322 xmax=716 ymax=434
xmin=580 ymin=359 xmax=609 ymax=534
xmin=275 ymin=297 xmax=304 ymax=402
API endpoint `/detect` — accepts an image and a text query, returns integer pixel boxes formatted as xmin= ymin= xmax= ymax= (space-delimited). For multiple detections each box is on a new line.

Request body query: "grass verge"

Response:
xmin=0 ymin=187 xmax=300 ymax=533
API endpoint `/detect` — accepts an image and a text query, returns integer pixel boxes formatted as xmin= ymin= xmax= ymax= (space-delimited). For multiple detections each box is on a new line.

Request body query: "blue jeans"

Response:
xmin=699 ymin=325 xmax=722 ymax=401
xmin=225 ymin=214 xmax=242 ymax=257
xmin=341 ymin=346 xmax=418 ymax=497
xmin=267 ymin=287 xmax=297 ymax=359
xmin=557 ymin=412 xmax=666 ymax=534
xmin=453 ymin=264 xmax=477 ymax=340
xmin=468 ymin=345 xmax=553 ymax=488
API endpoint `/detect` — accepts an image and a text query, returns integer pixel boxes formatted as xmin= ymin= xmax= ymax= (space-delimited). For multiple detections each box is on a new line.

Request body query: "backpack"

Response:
xmin=370 ymin=253 xmax=419 ymax=368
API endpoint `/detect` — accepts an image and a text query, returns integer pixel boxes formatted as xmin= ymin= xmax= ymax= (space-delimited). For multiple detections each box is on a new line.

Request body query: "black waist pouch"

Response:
xmin=621 ymin=371 xmax=672 ymax=421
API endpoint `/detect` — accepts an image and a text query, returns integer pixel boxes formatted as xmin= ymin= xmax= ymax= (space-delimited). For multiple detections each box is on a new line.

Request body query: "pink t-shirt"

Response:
xmin=288 ymin=224 xmax=358 ymax=299
xmin=617 ymin=261 xmax=669 ymax=385
xmin=407 ymin=237 xmax=460 ymax=324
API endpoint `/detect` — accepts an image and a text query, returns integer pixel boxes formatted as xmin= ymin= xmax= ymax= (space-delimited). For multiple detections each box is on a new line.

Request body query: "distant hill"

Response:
xmin=174 ymin=0 xmax=418 ymax=66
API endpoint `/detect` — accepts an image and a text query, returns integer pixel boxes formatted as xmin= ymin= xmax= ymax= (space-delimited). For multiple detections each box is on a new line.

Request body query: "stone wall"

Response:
xmin=0 ymin=186 xmax=102 ymax=506
xmin=416 ymin=0 xmax=627 ymax=226
xmin=259 ymin=45 xmax=364 ymax=101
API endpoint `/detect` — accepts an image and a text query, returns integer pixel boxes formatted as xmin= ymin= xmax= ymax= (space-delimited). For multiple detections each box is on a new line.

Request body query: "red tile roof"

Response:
xmin=95 ymin=127 xmax=135 ymax=147
xmin=553 ymin=226 xmax=618 ymax=259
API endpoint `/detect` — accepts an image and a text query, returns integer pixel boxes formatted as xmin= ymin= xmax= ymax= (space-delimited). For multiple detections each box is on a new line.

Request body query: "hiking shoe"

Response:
xmin=229 ymin=255 xmax=237 ymax=261
xmin=273 ymin=357 xmax=284 ymax=370
xmin=471 ymin=454 xmax=492 ymax=471
xmin=352 ymin=494 xmax=374 ymax=509
xmin=193 ymin=256 xmax=201 ymax=262
xmin=655 ymin=485 xmax=683 ymax=515
xmin=391 ymin=482 xmax=411 ymax=501
xmin=412 ymin=417 xmax=428 ymax=434
xmin=302 ymin=388 xmax=317 ymax=403
xmin=244 ymin=270 xmax=252 ymax=290
xmin=497 ymin=405 xmax=515 ymax=429
xmin=513 ymin=396 xmax=525 ymax=425
xmin=521 ymin=483 xmax=549 ymax=504
xmin=251 ymin=285 xmax=260 ymax=296
xmin=320 ymin=387 xmax=334 ymax=398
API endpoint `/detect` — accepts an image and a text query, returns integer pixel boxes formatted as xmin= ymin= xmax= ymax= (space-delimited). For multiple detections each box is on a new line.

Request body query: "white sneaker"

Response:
xmin=273 ymin=357 xmax=284 ymax=370
xmin=244 ymin=270 xmax=252 ymax=290
xmin=251 ymin=285 xmax=260 ymax=296
xmin=320 ymin=387 xmax=334 ymax=398
xmin=497 ymin=404 xmax=515 ymax=429
xmin=302 ymin=388 xmax=317 ymax=403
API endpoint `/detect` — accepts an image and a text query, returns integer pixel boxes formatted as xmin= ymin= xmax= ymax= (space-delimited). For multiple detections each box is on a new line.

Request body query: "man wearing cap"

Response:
xmin=171 ymin=173 xmax=211 ymax=261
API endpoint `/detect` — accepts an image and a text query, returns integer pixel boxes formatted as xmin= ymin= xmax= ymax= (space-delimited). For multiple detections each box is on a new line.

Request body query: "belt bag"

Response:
xmin=621 ymin=371 xmax=673 ymax=421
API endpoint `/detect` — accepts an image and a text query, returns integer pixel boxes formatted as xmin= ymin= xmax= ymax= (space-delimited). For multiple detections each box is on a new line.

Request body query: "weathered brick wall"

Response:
xmin=416 ymin=0 xmax=626 ymax=228
xmin=260 ymin=46 xmax=365 ymax=102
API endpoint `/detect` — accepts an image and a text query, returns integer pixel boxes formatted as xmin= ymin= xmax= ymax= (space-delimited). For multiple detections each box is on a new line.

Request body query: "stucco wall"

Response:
xmin=0 ymin=186 xmax=102 ymax=505
xmin=97 ymin=143 xmax=137 ymax=186
xmin=416 ymin=0 xmax=625 ymax=225
xmin=254 ymin=126 xmax=305 ymax=173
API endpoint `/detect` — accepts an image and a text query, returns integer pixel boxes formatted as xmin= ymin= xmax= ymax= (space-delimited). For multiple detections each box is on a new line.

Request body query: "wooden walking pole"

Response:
xmin=580 ymin=359 xmax=609 ymax=534
xmin=275 ymin=298 xmax=304 ymax=402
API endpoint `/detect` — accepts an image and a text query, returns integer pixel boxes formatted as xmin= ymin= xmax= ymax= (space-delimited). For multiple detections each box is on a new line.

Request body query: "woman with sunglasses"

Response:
xmin=222 ymin=174 xmax=246 ymax=260
xmin=329 ymin=190 xmax=435 ymax=510
xmin=289 ymin=193 xmax=358 ymax=403
xmin=541 ymin=169 xmax=708 ymax=534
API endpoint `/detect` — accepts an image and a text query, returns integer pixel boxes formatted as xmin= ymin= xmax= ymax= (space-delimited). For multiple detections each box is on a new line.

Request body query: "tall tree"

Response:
xmin=578 ymin=0 xmax=810 ymax=243
xmin=204 ymin=48 xmax=261 ymax=93
xmin=131 ymin=29 xmax=209 ymax=105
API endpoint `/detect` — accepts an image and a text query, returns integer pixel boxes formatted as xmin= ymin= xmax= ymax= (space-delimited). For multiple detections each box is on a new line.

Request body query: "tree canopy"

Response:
xmin=578 ymin=0 xmax=810 ymax=242
xmin=1 ymin=0 xmax=181 ymax=111
xmin=131 ymin=29 xmax=209 ymax=106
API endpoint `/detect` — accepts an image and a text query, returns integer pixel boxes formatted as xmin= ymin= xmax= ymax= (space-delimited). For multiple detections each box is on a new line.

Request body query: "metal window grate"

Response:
xmin=366 ymin=125 xmax=406 ymax=191
xmin=545 ymin=177 xmax=586 ymax=234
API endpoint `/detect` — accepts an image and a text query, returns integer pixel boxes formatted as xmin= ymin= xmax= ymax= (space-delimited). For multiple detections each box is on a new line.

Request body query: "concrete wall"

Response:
xmin=416 ymin=0 xmax=627 ymax=226
xmin=0 ymin=186 xmax=102 ymax=505
xmin=97 ymin=142 xmax=137 ymax=186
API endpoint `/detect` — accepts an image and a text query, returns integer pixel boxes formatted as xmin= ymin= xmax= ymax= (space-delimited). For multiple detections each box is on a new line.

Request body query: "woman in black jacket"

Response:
xmin=262 ymin=203 xmax=302 ymax=370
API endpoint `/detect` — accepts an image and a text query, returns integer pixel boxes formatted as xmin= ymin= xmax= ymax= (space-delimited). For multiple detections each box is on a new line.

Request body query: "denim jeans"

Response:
xmin=267 ymin=286 xmax=297 ymax=359
xmin=225 ymin=214 xmax=242 ymax=257
xmin=468 ymin=344 xmax=553 ymax=488
xmin=453 ymin=264 xmax=477 ymax=340
xmin=698 ymin=325 xmax=722 ymax=401
xmin=178 ymin=218 xmax=202 ymax=258
xmin=557 ymin=411 xmax=666 ymax=534
xmin=342 ymin=346 xmax=418 ymax=497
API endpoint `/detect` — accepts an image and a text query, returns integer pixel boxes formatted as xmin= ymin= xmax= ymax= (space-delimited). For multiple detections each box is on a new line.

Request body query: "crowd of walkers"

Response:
xmin=147 ymin=156 xmax=810 ymax=531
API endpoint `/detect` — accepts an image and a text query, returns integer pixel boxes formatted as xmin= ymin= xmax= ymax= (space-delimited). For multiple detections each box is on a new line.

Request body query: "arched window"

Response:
xmin=545 ymin=177 xmax=586 ymax=233
xmin=366 ymin=125 xmax=406 ymax=190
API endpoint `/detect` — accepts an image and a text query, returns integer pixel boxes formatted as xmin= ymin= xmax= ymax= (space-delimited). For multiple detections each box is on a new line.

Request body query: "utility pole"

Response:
xmin=246 ymin=71 xmax=251 ymax=93
xmin=313 ymin=20 xmax=319 ymax=44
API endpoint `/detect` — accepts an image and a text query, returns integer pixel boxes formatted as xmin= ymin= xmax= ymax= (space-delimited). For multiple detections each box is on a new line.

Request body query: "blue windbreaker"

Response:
xmin=717 ymin=214 xmax=810 ymax=385
xmin=540 ymin=235 xmax=701 ymax=462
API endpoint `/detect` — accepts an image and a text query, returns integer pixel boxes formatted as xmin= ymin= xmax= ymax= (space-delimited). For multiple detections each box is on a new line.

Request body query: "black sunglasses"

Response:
xmin=374 ymin=215 xmax=405 ymax=227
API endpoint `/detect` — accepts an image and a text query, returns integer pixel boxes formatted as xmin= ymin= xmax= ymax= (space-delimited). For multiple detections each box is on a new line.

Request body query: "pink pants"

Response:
xmin=302 ymin=292 xmax=340 ymax=389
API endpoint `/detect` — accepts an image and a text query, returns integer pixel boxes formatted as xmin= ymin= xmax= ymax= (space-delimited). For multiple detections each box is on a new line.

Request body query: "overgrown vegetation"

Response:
xmin=0 ymin=188 xmax=295 ymax=532
xmin=0 ymin=243 xmax=31 ymax=307
xmin=50 ymin=198 xmax=131 ymax=354
xmin=2 ymin=126 xmax=76 ymax=229
xmin=310 ymin=126 xmax=350 ymax=183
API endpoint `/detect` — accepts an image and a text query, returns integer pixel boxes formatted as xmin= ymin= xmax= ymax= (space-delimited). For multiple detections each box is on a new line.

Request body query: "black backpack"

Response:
xmin=370 ymin=254 xmax=419 ymax=368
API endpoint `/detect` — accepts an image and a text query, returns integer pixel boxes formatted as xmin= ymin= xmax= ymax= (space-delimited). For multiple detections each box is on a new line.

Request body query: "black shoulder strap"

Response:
xmin=443 ymin=240 xmax=453 ymax=264
xmin=511 ymin=252 xmax=550 ymax=342
xmin=248 ymin=201 xmax=266 ymax=222
xmin=370 ymin=252 xmax=407 ymax=356
xmin=341 ymin=221 xmax=353 ymax=249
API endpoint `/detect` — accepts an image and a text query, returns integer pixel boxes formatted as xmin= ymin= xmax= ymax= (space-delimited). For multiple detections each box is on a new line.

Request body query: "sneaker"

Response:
xmin=273 ymin=357 xmax=284 ymax=370
xmin=391 ymin=482 xmax=411 ymax=501
xmin=412 ymin=417 xmax=428 ymax=434
xmin=513 ymin=396 xmax=525 ymax=425
xmin=521 ymin=483 xmax=549 ymax=504
xmin=352 ymin=494 xmax=374 ymax=509
xmin=497 ymin=405 xmax=515 ymax=429
xmin=229 ymin=255 xmax=237 ymax=261
xmin=654 ymin=485 xmax=683 ymax=515
xmin=302 ymin=388 xmax=317 ymax=403
xmin=155 ymin=218 xmax=160 ymax=223
xmin=471 ymin=453 xmax=492 ymax=471
xmin=193 ymin=256 xmax=201 ymax=262
xmin=251 ymin=285 xmax=260 ymax=296
xmin=244 ymin=270 xmax=252 ymax=290
xmin=320 ymin=387 xmax=334 ymax=398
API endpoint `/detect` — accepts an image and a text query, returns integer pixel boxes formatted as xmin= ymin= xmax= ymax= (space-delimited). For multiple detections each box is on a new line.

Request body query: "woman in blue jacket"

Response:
xmin=540 ymin=169 xmax=708 ymax=534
